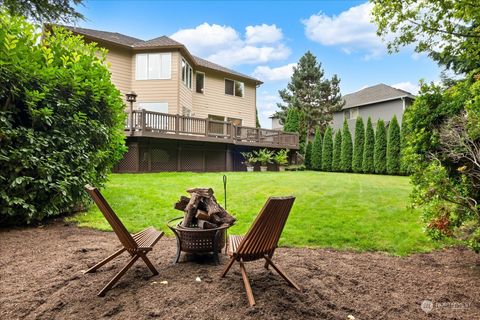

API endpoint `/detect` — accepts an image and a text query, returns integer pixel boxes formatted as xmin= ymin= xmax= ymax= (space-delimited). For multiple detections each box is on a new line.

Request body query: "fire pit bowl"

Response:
xmin=167 ymin=216 xmax=232 ymax=265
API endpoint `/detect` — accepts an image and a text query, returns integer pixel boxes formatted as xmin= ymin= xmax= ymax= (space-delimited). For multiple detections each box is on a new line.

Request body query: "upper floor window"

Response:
xmin=344 ymin=107 xmax=359 ymax=120
xmin=225 ymin=79 xmax=244 ymax=97
xmin=182 ymin=58 xmax=192 ymax=89
xmin=135 ymin=53 xmax=171 ymax=80
xmin=196 ymin=72 xmax=205 ymax=94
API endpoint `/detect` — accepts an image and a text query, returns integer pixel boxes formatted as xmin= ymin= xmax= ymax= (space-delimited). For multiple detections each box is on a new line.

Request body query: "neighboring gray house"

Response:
xmin=270 ymin=115 xmax=283 ymax=130
xmin=332 ymin=83 xmax=415 ymax=134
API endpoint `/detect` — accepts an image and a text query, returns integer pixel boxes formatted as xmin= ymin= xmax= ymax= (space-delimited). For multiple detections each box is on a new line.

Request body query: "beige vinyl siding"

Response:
xmin=105 ymin=47 xmax=132 ymax=98
xmin=179 ymin=55 xmax=193 ymax=114
xmin=192 ymin=70 xmax=256 ymax=127
xmin=131 ymin=50 xmax=180 ymax=114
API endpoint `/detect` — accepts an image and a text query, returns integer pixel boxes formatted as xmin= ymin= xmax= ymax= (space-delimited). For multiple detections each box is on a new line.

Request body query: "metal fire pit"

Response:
xmin=167 ymin=216 xmax=232 ymax=265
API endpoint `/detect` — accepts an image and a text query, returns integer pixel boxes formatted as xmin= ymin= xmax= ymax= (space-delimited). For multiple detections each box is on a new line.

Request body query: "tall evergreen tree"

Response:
xmin=311 ymin=128 xmax=322 ymax=170
xmin=340 ymin=119 xmax=353 ymax=172
xmin=399 ymin=114 xmax=409 ymax=175
xmin=283 ymin=107 xmax=301 ymax=133
xmin=304 ymin=141 xmax=313 ymax=170
xmin=387 ymin=115 xmax=401 ymax=175
xmin=322 ymin=126 xmax=333 ymax=171
xmin=374 ymin=119 xmax=387 ymax=174
xmin=274 ymin=51 xmax=343 ymax=143
xmin=332 ymin=129 xmax=342 ymax=172
xmin=362 ymin=117 xmax=375 ymax=173
xmin=352 ymin=117 xmax=365 ymax=173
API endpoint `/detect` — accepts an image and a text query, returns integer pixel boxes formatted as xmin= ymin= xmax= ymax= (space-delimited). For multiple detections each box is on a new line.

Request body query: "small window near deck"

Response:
xmin=196 ymin=72 xmax=205 ymax=93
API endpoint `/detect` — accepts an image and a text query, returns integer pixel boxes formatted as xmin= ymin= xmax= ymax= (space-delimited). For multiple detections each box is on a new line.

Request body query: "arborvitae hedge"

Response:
xmin=352 ymin=117 xmax=365 ymax=173
xmin=340 ymin=119 xmax=353 ymax=172
xmin=311 ymin=128 xmax=322 ymax=170
xmin=304 ymin=141 xmax=313 ymax=170
xmin=387 ymin=115 xmax=401 ymax=175
xmin=400 ymin=114 xmax=409 ymax=175
xmin=284 ymin=108 xmax=301 ymax=134
xmin=322 ymin=126 xmax=333 ymax=171
xmin=374 ymin=119 xmax=387 ymax=174
xmin=362 ymin=117 xmax=375 ymax=173
xmin=332 ymin=129 xmax=342 ymax=172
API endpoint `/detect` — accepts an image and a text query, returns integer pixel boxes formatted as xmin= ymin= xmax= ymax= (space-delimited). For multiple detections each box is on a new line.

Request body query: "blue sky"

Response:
xmin=76 ymin=0 xmax=441 ymax=128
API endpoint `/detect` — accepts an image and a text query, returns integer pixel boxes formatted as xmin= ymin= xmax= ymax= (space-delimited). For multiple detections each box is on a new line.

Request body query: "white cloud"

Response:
xmin=245 ymin=24 xmax=283 ymax=44
xmin=171 ymin=23 xmax=289 ymax=67
xmin=252 ymin=63 xmax=295 ymax=81
xmin=302 ymin=2 xmax=385 ymax=59
xmin=391 ymin=81 xmax=420 ymax=95
xmin=257 ymin=92 xmax=283 ymax=128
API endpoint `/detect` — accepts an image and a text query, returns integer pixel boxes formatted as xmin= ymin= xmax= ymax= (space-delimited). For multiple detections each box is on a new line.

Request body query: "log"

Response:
xmin=187 ymin=188 xmax=213 ymax=198
xmin=174 ymin=196 xmax=190 ymax=211
xmin=197 ymin=219 xmax=217 ymax=229
xmin=182 ymin=193 xmax=201 ymax=227
xmin=195 ymin=209 xmax=209 ymax=221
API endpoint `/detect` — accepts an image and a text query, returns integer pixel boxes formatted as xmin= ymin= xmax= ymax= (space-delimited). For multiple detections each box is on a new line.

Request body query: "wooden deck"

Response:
xmin=125 ymin=110 xmax=299 ymax=150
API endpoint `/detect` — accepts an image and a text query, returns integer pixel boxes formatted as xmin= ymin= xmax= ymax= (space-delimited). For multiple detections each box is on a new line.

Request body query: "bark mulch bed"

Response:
xmin=0 ymin=222 xmax=478 ymax=320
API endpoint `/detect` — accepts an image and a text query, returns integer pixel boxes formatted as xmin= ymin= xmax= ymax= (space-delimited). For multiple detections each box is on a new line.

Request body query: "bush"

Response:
xmin=332 ymin=129 xmax=342 ymax=171
xmin=322 ymin=126 xmax=333 ymax=171
xmin=253 ymin=148 xmax=274 ymax=166
xmin=311 ymin=128 xmax=322 ymax=170
xmin=362 ymin=117 xmax=375 ymax=173
xmin=273 ymin=149 xmax=289 ymax=166
xmin=387 ymin=115 xmax=401 ymax=175
xmin=284 ymin=164 xmax=306 ymax=171
xmin=0 ymin=13 xmax=126 ymax=225
xmin=340 ymin=119 xmax=353 ymax=172
xmin=374 ymin=119 xmax=387 ymax=174
xmin=304 ymin=141 xmax=313 ymax=169
xmin=352 ymin=117 xmax=365 ymax=173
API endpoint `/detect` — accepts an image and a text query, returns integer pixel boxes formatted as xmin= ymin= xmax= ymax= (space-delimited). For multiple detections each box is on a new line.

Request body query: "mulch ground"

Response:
xmin=0 ymin=222 xmax=478 ymax=320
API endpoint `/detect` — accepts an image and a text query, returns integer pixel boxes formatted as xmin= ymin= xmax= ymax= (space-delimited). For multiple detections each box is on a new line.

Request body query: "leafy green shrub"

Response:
xmin=273 ymin=149 xmax=289 ymax=166
xmin=304 ymin=141 xmax=313 ymax=169
xmin=322 ymin=126 xmax=333 ymax=171
xmin=387 ymin=115 xmax=401 ymax=175
xmin=0 ymin=13 xmax=126 ymax=225
xmin=352 ymin=117 xmax=365 ymax=173
xmin=240 ymin=151 xmax=256 ymax=167
xmin=340 ymin=119 xmax=353 ymax=172
xmin=332 ymin=129 xmax=342 ymax=171
xmin=362 ymin=117 xmax=375 ymax=173
xmin=253 ymin=148 xmax=274 ymax=166
xmin=311 ymin=128 xmax=322 ymax=170
xmin=374 ymin=119 xmax=387 ymax=174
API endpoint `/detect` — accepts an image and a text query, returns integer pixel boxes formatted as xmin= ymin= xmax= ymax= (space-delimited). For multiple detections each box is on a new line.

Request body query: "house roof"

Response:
xmin=50 ymin=25 xmax=262 ymax=84
xmin=341 ymin=83 xmax=415 ymax=110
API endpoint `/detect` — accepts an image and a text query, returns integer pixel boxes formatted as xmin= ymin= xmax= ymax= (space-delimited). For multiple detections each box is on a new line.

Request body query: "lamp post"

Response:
xmin=125 ymin=91 xmax=137 ymax=133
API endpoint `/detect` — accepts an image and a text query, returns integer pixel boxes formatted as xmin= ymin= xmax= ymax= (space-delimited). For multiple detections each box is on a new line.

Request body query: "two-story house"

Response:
xmin=332 ymin=83 xmax=415 ymax=135
xmin=55 ymin=26 xmax=299 ymax=172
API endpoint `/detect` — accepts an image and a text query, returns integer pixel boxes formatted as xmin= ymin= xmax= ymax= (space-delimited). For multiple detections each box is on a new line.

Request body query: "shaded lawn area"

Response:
xmin=70 ymin=171 xmax=440 ymax=255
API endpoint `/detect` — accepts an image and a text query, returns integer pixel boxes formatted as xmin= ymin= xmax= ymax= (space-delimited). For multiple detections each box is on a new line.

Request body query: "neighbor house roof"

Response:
xmin=341 ymin=83 xmax=415 ymax=110
xmin=48 ymin=25 xmax=262 ymax=84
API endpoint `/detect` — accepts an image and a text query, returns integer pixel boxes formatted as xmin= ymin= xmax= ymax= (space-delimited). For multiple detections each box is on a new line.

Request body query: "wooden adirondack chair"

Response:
xmin=84 ymin=185 xmax=164 ymax=296
xmin=221 ymin=196 xmax=301 ymax=306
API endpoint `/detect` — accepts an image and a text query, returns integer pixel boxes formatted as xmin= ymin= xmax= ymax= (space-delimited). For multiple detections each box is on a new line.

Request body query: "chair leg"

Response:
xmin=84 ymin=248 xmax=126 ymax=274
xmin=264 ymin=255 xmax=301 ymax=291
xmin=264 ymin=250 xmax=275 ymax=270
xmin=239 ymin=259 xmax=256 ymax=306
xmin=139 ymin=252 xmax=158 ymax=276
xmin=98 ymin=254 xmax=140 ymax=297
xmin=221 ymin=256 xmax=236 ymax=278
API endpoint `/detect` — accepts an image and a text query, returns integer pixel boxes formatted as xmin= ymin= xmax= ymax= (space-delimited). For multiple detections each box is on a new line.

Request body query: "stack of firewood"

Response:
xmin=174 ymin=188 xmax=236 ymax=229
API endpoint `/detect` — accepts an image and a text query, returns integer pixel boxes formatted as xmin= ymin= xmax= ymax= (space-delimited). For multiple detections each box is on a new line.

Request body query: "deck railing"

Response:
xmin=125 ymin=110 xmax=299 ymax=148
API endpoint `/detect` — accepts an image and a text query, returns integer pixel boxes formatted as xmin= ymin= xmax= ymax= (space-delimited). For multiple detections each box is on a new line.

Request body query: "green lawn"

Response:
xmin=70 ymin=171 xmax=440 ymax=255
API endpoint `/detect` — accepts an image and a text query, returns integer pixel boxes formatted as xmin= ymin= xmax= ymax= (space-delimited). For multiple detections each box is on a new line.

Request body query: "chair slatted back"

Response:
xmin=85 ymin=185 xmax=137 ymax=251
xmin=236 ymin=196 xmax=295 ymax=259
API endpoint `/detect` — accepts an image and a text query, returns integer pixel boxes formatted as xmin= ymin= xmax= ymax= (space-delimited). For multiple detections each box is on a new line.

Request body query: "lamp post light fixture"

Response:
xmin=125 ymin=91 xmax=137 ymax=133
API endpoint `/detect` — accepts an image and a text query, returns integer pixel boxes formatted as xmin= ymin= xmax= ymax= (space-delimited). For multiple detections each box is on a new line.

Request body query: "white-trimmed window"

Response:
xmin=135 ymin=53 xmax=171 ymax=80
xmin=196 ymin=72 xmax=205 ymax=94
xmin=181 ymin=58 xmax=192 ymax=89
xmin=225 ymin=79 xmax=244 ymax=97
